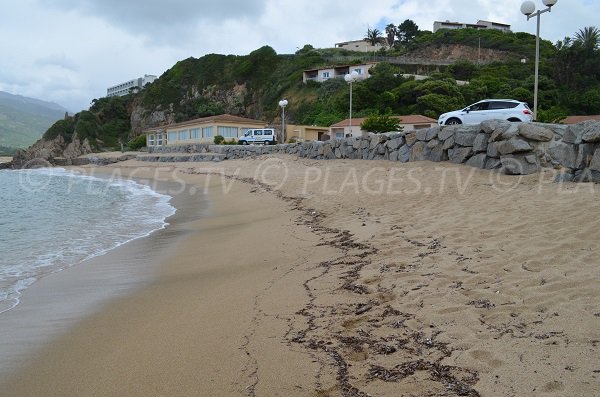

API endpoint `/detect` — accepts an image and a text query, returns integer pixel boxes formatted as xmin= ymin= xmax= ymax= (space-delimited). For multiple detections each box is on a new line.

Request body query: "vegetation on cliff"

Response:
xmin=32 ymin=23 xmax=600 ymax=151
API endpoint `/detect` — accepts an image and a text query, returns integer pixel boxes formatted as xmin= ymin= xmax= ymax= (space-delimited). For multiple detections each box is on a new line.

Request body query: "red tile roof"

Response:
xmin=561 ymin=115 xmax=600 ymax=124
xmin=330 ymin=115 xmax=436 ymax=128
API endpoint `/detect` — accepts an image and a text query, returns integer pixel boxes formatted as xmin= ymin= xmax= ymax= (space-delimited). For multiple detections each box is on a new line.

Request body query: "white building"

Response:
xmin=433 ymin=20 xmax=511 ymax=33
xmin=303 ymin=63 xmax=377 ymax=84
xmin=335 ymin=39 xmax=386 ymax=53
xmin=107 ymin=74 xmax=157 ymax=97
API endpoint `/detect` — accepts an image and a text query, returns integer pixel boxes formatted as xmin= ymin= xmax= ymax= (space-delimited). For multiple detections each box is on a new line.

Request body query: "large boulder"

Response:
xmin=563 ymin=120 xmax=600 ymax=144
xmin=425 ymin=141 xmax=447 ymax=162
xmin=448 ymin=146 xmax=473 ymax=164
xmin=416 ymin=129 xmax=429 ymax=141
xmin=426 ymin=126 xmax=440 ymax=141
xmin=582 ymin=122 xmax=600 ymax=142
xmin=518 ymin=123 xmax=554 ymax=142
xmin=490 ymin=123 xmax=519 ymax=142
xmin=465 ymin=153 xmax=487 ymax=169
xmin=501 ymin=154 xmax=540 ymax=175
xmin=547 ymin=141 xmax=578 ymax=169
xmin=442 ymin=136 xmax=455 ymax=150
xmin=386 ymin=136 xmax=404 ymax=151
xmin=487 ymin=141 xmax=500 ymax=158
xmin=398 ymin=144 xmax=411 ymax=162
xmin=473 ymin=133 xmax=489 ymax=153
xmin=438 ymin=126 xmax=456 ymax=141
xmin=480 ymin=119 xmax=511 ymax=135
xmin=496 ymin=138 xmax=532 ymax=155
xmin=590 ymin=148 xmax=600 ymax=171
xmin=454 ymin=130 xmax=478 ymax=147
xmin=405 ymin=132 xmax=417 ymax=146
xmin=410 ymin=141 xmax=429 ymax=161
xmin=576 ymin=143 xmax=597 ymax=169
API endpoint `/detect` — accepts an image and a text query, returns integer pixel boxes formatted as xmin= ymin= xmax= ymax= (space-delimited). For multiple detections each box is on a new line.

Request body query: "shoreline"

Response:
xmin=0 ymin=169 xmax=208 ymax=381
xmin=1 ymin=157 xmax=599 ymax=396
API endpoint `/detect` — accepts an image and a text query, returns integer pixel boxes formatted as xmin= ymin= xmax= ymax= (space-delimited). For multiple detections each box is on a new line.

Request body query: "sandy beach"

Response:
xmin=1 ymin=156 xmax=599 ymax=396
xmin=0 ymin=157 xmax=12 ymax=164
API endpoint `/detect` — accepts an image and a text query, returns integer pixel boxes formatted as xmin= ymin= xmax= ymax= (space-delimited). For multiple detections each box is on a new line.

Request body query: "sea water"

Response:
xmin=0 ymin=168 xmax=176 ymax=314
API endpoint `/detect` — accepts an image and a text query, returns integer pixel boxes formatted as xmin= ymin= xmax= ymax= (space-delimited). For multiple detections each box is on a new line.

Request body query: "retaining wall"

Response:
xmin=143 ymin=120 xmax=600 ymax=182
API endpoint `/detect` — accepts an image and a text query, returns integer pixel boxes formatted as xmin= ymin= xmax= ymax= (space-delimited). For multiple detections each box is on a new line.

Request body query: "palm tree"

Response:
xmin=364 ymin=27 xmax=385 ymax=47
xmin=574 ymin=26 xmax=600 ymax=50
xmin=385 ymin=24 xmax=397 ymax=48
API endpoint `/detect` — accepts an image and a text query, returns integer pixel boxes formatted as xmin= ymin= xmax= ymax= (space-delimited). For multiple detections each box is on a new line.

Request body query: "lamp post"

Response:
xmin=520 ymin=0 xmax=558 ymax=121
xmin=278 ymin=99 xmax=288 ymax=144
xmin=344 ymin=70 xmax=359 ymax=137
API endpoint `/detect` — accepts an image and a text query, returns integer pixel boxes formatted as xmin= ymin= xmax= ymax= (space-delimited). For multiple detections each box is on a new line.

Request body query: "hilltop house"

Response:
xmin=335 ymin=39 xmax=387 ymax=52
xmin=329 ymin=115 xmax=437 ymax=138
xmin=303 ymin=63 xmax=376 ymax=83
xmin=107 ymin=75 xmax=157 ymax=97
xmin=433 ymin=20 xmax=511 ymax=33
xmin=145 ymin=114 xmax=266 ymax=147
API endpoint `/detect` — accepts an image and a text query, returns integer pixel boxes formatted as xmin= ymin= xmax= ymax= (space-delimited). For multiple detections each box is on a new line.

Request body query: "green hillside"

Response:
xmin=0 ymin=91 xmax=68 ymax=152
xmin=35 ymin=24 xmax=600 ymax=151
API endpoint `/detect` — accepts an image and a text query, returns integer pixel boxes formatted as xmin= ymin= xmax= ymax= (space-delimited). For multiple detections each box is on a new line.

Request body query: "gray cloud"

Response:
xmin=48 ymin=0 xmax=268 ymax=37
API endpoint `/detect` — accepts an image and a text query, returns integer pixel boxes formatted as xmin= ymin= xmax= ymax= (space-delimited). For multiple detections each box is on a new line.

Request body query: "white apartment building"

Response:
xmin=106 ymin=74 xmax=157 ymax=97
xmin=433 ymin=20 xmax=511 ymax=33
xmin=303 ymin=63 xmax=376 ymax=84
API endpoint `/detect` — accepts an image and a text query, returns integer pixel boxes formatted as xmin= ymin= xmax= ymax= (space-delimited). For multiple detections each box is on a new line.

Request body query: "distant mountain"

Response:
xmin=0 ymin=91 xmax=69 ymax=149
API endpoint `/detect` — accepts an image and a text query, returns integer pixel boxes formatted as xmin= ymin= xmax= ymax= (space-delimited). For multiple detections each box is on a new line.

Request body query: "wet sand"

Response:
xmin=1 ymin=157 xmax=599 ymax=396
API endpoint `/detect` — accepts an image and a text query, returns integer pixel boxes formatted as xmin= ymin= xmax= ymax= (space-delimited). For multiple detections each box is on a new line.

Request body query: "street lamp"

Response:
xmin=344 ymin=70 xmax=359 ymax=137
xmin=278 ymin=99 xmax=288 ymax=143
xmin=521 ymin=0 xmax=558 ymax=121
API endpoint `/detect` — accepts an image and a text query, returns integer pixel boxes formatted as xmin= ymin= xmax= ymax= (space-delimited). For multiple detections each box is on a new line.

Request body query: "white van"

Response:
xmin=238 ymin=128 xmax=277 ymax=145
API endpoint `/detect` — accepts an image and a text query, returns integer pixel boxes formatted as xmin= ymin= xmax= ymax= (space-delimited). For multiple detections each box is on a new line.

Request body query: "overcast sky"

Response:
xmin=0 ymin=0 xmax=597 ymax=112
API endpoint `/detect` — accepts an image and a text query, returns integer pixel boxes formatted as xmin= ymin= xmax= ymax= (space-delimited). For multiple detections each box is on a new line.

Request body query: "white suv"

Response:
xmin=438 ymin=99 xmax=533 ymax=125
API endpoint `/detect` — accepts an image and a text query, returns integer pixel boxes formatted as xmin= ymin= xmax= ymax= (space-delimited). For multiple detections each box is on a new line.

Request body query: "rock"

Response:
xmin=501 ymin=154 xmax=540 ymax=175
xmin=376 ymin=143 xmax=387 ymax=155
xmin=389 ymin=150 xmax=399 ymax=162
xmin=426 ymin=126 xmax=440 ymax=141
xmin=398 ymin=144 xmax=410 ymax=162
xmin=454 ymin=131 xmax=478 ymax=147
xmin=410 ymin=141 xmax=429 ymax=161
xmin=466 ymin=153 xmax=487 ymax=169
xmin=442 ymin=136 xmax=455 ymax=150
xmin=473 ymin=133 xmax=489 ymax=153
xmin=518 ymin=124 xmax=554 ymax=142
xmin=573 ymin=168 xmax=600 ymax=183
xmin=582 ymin=124 xmax=600 ymax=142
xmin=323 ymin=144 xmax=335 ymax=160
xmin=554 ymin=172 xmax=575 ymax=183
xmin=487 ymin=141 xmax=500 ymax=158
xmin=547 ymin=141 xmax=578 ymax=169
xmin=386 ymin=137 xmax=404 ymax=151
xmin=490 ymin=123 xmax=519 ymax=142
xmin=426 ymin=144 xmax=447 ymax=162
xmin=427 ymin=139 xmax=440 ymax=149
xmin=590 ymin=149 xmax=600 ymax=171
xmin=481 ymin=119 xmax=511 ymax=135
xmin=405 ymin=132 xmax=417 ymax=146
xmin=438 ymin=126 xmax=456 ymax=141
xmin=416 ymin=129 xmax=429 ymax=141
xmin=496 ymin=138 xmax=532 ymax=155
xmin=448 ymin=147 xmax=473 ymax=164
xmin=563 ymin=121 xmax=600 ymax=144
xmin=485 ymin=158 xmax=502 ymax=170
xmin=576 ymin=143 xmax=597 ymax=169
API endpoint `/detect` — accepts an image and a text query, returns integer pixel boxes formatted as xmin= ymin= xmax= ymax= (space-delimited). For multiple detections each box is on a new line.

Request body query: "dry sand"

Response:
xmin=0 ymin=157 xmax=12 ymax=164
xmin=1 ymin=156 xmax=599 ymax=396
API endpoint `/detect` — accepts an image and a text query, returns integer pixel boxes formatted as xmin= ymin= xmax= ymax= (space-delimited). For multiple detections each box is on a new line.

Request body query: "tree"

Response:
xmin=385 ymin=24 xmax=397 ymax=48
xmin=364 ymin=27 xmax=385 ymax=46
xmin=361 ymin=113 xmax=402 ymax=134
xmin=574 ymin=26 xmax=600 ymax=51
xmin=396 ymin=19 xmax=420 ymax=46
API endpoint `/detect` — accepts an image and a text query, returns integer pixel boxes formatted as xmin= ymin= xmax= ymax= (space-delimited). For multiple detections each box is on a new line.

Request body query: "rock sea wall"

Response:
xmin=143 ymin=120 xmax=600 ymax=182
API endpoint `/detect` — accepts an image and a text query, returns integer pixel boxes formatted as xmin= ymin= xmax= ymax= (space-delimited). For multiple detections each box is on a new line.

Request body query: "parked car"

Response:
xmin=238 ymin=128 xmax=277 ymax=145
xmin=438 ymin=99 xmax=533 ymax=126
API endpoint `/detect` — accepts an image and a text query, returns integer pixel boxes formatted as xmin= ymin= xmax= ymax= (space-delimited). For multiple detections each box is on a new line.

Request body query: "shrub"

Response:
xmin=361 ymin=113 xmax=403 ymax=134
xmin=213 ymin=135 xmax=225 ymax=144
xmin=127 ymin=135 xmax=147 ymax=151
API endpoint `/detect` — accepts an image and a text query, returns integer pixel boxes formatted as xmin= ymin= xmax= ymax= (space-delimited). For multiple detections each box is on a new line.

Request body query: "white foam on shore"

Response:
xmin=0 ymin=168 xmax=176 ymax=315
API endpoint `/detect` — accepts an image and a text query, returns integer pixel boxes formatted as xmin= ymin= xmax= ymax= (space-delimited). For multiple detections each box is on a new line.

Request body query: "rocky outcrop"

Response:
xmin=11 ymin=134 xmax=92 ymax=169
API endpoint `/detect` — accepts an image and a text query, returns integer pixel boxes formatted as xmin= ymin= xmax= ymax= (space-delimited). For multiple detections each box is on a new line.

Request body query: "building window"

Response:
xmin=191 ymin=128 xmax=200 ymax=139
xmin=336 ymin=132 xmax=344 ymax=139
xmin=148 ymin=134 xmax=155 ymax=146
xmin=168 ymin=132 xmax=178 ymax=142
xmin=353 ymin=68 xmax=362 ymax=75
xmin=217 ymin=126 xmax=238 ymax=138
xmin=157 ymin=133 xmax=163 ymax=146
xmin=178 ymin=129 xmax=189 ymax=140
xmin=322 ymin=72 xmax=330 ymax=79
xmin=202 ymin=127 xmax=213 ymax=138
